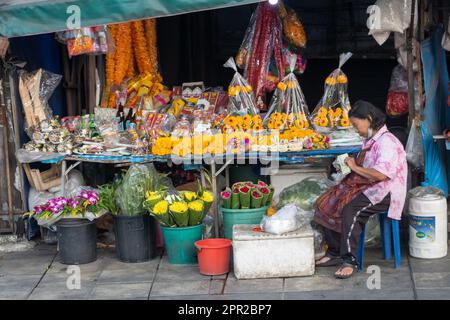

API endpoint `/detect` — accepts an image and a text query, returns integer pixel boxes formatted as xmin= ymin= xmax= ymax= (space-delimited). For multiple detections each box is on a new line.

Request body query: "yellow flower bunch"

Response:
xmin=183 ymin=191 xmax=197 ymax=202
xmin=188 ymin=200 xmax=204 ymax=212
xmin=153 ymin=200 xmax=169 ymax=215
xmin=170 ymin=201 xmax=188 ymax=214
xmin=146 ymin=191 xmax=162 ymax=202
xmin=228 ymin=85 xmax=252 ymax=96
xmin=200 ymin=191 xmax=214 ymax=203
xmin=152 ymin=137 xmax=173 ymax=156
xmin=223 ymin=114 xmax=261 ymax=132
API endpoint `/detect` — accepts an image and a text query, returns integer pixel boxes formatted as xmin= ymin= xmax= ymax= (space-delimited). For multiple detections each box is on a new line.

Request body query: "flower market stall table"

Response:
xmin=16 ymin=145 xmax=361 ymax=238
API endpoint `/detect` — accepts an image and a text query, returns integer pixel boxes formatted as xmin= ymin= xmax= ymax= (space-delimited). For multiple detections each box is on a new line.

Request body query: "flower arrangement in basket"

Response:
xmin=24 ymin=189 xmax=104 ymax=228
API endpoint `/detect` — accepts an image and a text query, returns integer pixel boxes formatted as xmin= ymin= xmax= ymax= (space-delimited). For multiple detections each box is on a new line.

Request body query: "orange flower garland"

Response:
xmin=114 ymin=23 xmax=132 ymax=85
xmin=144 ymin=19 xmax=159 ymax=76
xmin=106 ymin=24 xmax=117 ymax=88
xmin=131 ymin=21 xmax=152 ymax=75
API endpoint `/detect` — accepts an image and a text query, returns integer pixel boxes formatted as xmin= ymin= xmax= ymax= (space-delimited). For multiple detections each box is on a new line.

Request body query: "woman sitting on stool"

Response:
xmin=314 ymin=100 xmax=407 ymax=279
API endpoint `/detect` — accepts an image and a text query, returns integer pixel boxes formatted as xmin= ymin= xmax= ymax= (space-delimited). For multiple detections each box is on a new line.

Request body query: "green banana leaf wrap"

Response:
xmin=231 ymin=188 xmax=240 ymax=209
xmin=258 ymin=180 xmax=268 ymax=187
xmin=221 ymin=188 xmax=231 ymax=209
xmin=148 ymin=200 xmax=173 ymax=227
xmin=188 ymin=200 xmax=205 ymax=226
xmin=144 ymin=194 xmax=163 ymax=211
xmin=258 ymin=186 xmax=270 ymax=207
xmin=239 ymin=186 xmax=251 ymax=209
xmin=250 ymin=189 xmax=263 ymax=208
xmin=266 ymin=186 xmax=275 ymax=206
xmin=169 ymin=203 xmax=189 ymax=227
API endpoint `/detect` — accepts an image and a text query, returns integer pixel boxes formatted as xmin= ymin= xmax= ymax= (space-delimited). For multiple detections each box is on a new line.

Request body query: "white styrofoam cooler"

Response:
xmin=232 ymin=224 xmax=315 ymax=279
xmin=269 ymin=165 xmax=329 ymax=199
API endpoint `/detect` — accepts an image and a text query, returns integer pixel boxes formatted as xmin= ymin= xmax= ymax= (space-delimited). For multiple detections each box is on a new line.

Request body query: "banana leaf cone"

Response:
xmin=188 ymin=200 xmax=205 ymax=226
xmin=169 ymin=202 xmax=189 ymax=227
xmin=199 ymin=190 xmax=214 ymax=218
xmin=251 ymin=189 xmax=263 ymax=208
xmin=149 ymin=200 xmax=173 ymax=227
xmin=232 ymin=182 xmax=244 ymax=191
xmin=239 ymin=186 xmax=251 ymax=209
xmin=258 ymin=180 xmax=268 ymax=187
xmin=221 ymin=188 xmax=232 ymax=209
xmin=258 ymin=186 xmax=270 ymax=207
xmin=266 ymin=186 xmax=275 ymax=207
xmin=144 ymin=192 xmax=164 ymax=211
xmin=231 ymin=188 xmax=240 ymax=209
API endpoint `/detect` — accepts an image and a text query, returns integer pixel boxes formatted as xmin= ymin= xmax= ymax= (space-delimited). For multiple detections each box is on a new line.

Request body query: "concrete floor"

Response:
xmin=0 ymin=243 xmax=449 ymax=300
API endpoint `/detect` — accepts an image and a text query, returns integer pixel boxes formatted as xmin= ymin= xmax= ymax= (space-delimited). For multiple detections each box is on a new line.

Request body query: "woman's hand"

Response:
xmin=344 ymin=157 xmax=357 ymax=171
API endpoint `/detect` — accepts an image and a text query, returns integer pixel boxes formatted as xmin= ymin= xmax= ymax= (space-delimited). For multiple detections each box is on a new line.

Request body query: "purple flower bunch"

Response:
xmin=30 ymin=190 xmax=99 ymax=219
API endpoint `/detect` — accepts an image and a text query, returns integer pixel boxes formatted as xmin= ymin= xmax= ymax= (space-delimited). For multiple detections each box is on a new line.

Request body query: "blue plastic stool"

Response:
xmin=357 ymin=212 xmax=401 ymax=272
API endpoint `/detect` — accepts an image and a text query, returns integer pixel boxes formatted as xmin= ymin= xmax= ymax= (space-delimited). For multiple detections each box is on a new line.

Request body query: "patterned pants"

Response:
xmin=323 ymin=193 xmax=391 ymax=265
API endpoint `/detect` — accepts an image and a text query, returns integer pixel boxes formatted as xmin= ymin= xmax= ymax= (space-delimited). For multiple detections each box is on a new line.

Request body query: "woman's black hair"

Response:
xmin=348 ymin=100 xmax=386 ymax=130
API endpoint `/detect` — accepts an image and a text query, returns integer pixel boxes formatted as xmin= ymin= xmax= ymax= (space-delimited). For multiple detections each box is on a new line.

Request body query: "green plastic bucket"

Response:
xmin=221 ymin=206 xmax=268 ymax=239
xmin=161 ymin=224 xmax=203 ymax=264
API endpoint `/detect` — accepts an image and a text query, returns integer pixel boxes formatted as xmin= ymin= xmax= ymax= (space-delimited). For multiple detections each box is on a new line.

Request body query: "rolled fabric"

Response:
xmin=239 ymin=186 xmax=251 ymax=209
xmin=250 ymin=189 xmax=263 ymax=208
xmin=231 ymin=188 xmax=240 ymax=209
xmin=258 ymin=186 xmax=270 ymax=206
xmin=221 ymin=188 xmax=231 ymax=209
xmin=169 ymin=201 xmax=189 ymax=227
xmin=188 ymin=200 xmax=205 ymax=226
xmin=266 ymin=186 xmax=275 ymax=206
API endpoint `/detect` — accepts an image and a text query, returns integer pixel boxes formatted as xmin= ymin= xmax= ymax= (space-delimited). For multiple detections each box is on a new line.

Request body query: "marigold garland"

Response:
xmin=144 ymin=19 xmax=159 ymax=76
xmin=114 ymin=23 xmax=132 ymax=85
xmin=131 ymin=20 xmax=152 ymax=75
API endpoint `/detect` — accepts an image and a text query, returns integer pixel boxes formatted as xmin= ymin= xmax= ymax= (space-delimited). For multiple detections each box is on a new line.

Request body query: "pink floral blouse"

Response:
xmin=361 ymin=125 xmax=407 ymax=220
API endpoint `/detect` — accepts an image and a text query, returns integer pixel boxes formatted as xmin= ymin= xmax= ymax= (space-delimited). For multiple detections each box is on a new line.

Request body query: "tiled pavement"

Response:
xmin=1 ymin=243 xmax=450 ymax=300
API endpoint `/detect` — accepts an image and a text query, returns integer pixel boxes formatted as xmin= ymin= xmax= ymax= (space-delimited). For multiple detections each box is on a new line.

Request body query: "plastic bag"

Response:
xmin=56 ymin=26 xmax=114 ymax=58
xmin=311 ymin=53 xmax=352 ymax=133
xmin=115 ymin=163 xmax=173 ymax=216
xmin=224 ymin=57 xmax=258 ymax=115
xmin=263 ymin=55 xmax=311 ymax=132
xmin=261 ymin=204 xmax=304 ymax=235
xmin=386 ymin=65 xmax=409 ymax=117
xmin=368 ymin=0 xmax=413 ymax=46
xmin=406 ymin=119 xmax=424 ymax=168
xmin=235 ymin=10 xmax=257 ymax=69
xmin=18 ymin=69 xmax=62 ymax=138
xmin=242 ymin=2 xmax=282 ymax=111
xmin=279 ymin=2 xmax=307 ymax=48
xmin=277 ymin=176 xmax=335 ymax=211
xmin=442 ymin=14 xmax=450 ymax=51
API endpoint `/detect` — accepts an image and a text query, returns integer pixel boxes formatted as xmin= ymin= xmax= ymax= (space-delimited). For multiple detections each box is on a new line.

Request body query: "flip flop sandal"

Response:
xmin=334 ymin=263 xmax=357 ymax=279
xmin=315 ymin=256 xmax=343 ymax=267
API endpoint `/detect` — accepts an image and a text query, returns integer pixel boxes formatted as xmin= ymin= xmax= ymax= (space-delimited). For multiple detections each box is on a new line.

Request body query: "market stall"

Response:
xmin=5 ymin=0 xmax=418 ymax=274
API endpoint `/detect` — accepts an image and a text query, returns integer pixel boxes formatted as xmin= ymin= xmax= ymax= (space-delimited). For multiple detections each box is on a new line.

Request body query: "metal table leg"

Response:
xmin=61 ymin=160 xmax=67 ymax=197
xmin=211 ymin=160 xmax=219 ymax=238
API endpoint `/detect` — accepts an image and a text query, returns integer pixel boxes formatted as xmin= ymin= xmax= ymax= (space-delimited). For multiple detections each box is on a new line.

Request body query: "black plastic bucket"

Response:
xmin=113 ymin=214 xmax=157 ymax=263
xmin=56 ymin=219 xmax=97 ymax=265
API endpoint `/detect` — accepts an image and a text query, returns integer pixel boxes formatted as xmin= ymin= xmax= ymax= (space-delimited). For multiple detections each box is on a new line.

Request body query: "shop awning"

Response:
xmin=0 ymin=0 xmax=262 ymax=38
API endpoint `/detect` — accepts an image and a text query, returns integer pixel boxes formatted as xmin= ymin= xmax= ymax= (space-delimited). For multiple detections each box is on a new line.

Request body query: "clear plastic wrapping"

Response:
xmin=18 ymin=69 xmax=62 ymax=138
xmin=56 ymin=26 xmax=114 ymax=58
xmin=115 ymin=163 xmax=173 ymax=216
xmin=386 ymin=64 xmax=409 ymax=117
xmin=263 ymin=56 xmax=311 ymax=131
xmin=224 ymin=57 xmax=258 ymax=115
xmin=405 ymin=119 xmax=424 ymax=168
xmin=409 ymin=186 xmax=445 ymax=198
xmin=261 ymin=204 xmax=304 ymax=235
xmin=279 ymin=2 xmax=307 ymax=49
xmin=311 ymin=53 xmax=352 ymax=133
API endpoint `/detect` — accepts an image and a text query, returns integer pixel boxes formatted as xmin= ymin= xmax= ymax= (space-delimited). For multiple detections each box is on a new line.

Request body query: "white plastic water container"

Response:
xmin=409 ymin=187 xmax=448 ymax=259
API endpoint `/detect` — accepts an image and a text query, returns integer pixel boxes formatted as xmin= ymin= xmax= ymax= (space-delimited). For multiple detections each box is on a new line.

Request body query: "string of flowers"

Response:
xmin=132 ymin=20 xmax=152 ymax=75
